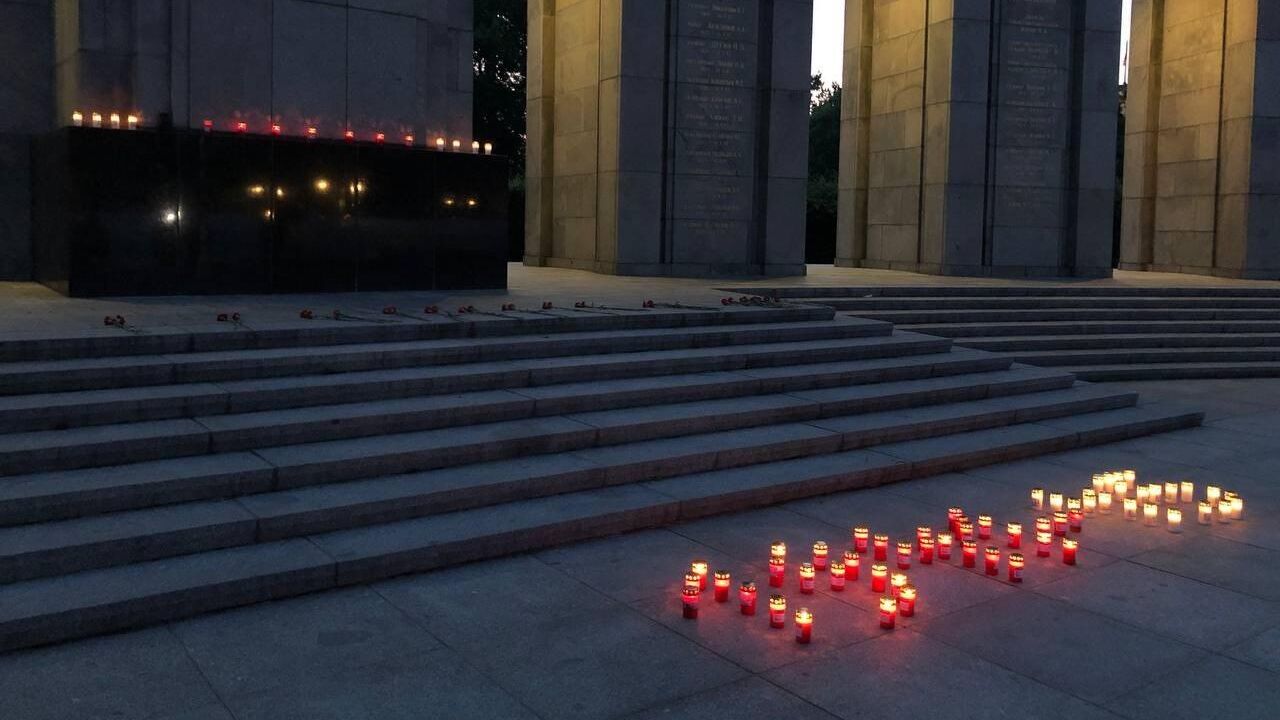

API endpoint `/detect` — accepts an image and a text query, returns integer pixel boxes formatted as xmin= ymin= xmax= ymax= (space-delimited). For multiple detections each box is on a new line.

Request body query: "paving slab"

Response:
xmin=625 ymin=676 xmax=838 ymax=720
xmin=1224 ymin=625 xmax=1280 ymax=673
xmin=1105 ymin=655 xmax=1280 ymax=720
xmin=1130 ymin=535 xmax=1280 ymax=602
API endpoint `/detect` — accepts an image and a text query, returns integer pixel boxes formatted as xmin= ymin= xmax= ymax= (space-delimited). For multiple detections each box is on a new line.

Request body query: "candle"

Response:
xmin=977 ymin=515 xmax=993 ymax=540
xmin=852 ymin=527 xmax=870 ymax=554
xmin=1123 ymin=498 xmax=1138 ymax=520
xmin=890 ymin=572 xmax=908 ymax=598
xmin=1035 ymin=516 xmax=1051 ymax=534
xmin=871 ymin=564 xmax=888 ymax=593
xmin=799 ymin=563 xmax=816 ymax=594
xmin=1143 ymin=502 xmax=1158 ymax=526
xmin=1180 ymin=481 xmax=1194 ymax=504
xmin=1008 ymin=552 xmax=1025 ymax=583
xmin=769 ymin=595 xmax=787 ymax=629
xmin=1104 ymin=472 xmax=1117 ymax=493
xmin=91 ymin=112 xmax=102 ymax=128
xmin=1230 ymin=494 xmax=1244 ymax=521
xmin=919 ymin=536 xmax=935 ymax=565
xmin=483 ymin=142 xmax=493 ymax=155
xmin=829 ymin=561 xmax=847 ymax=591
xmin=1123 ymin=470 xmax=1137 ymax=485
xmin=1067 ymin=498 xmax=1081 ymax=514
xmin=1136 ymin=484 xmax=1149 ymax=504
xmin=770 ymin=540 xmax=787 ymax=561
xmin=813 ymin=541 xmax=829 ymax=570
xmin=436 ymin=137 xmax=446 ymax=150
xmin=1007 ymin=522 xmax=1023 ymax=549
xmin=1164 ymin=482 xmax=1179 ymax=504
xmin=1068 ymin=509 xmax=1084 ymax=533
xmin=713 ymin=571 xmax=731 ymax=602
xmin=1036 ymin=530 xmax=1052 ymax=557
xmin=962 ymin=540 xmax=977 ymax=568
xmin=1197 ymin=501 xmax=1213 ymax=525
xmin=896 ymin=541 xmax=913 ymax=570
xmin=1083 ymin=489 xmax=1097 ymax=513
xmin=690 ymin=561 xmax=708 ymax=590
xmin=682 ymin=587 xmax=700 ymax=619
xmin=948 ymin=507 xmax=964 ymax=533
xmin=72 ymin=110 xmax=83 ymax=127
xmin=1062 ymin=538 xmax=1078 ymax=566
xmin=472 ymin=140 xmax=481 ymax=153
xmin=1218 ymin=499 xmax=1232 ymax=524
xmin=879 ymin=596 xmax=897 ymax=629
xmin=1092 ymin=474 xmax=1105 ymax=493
xmin=916 ymin=526 xmax=932 ymax=550
xmin=769 ymin=557 xmax=785 ymax=588
xmin=1098 ymin=491 xmax=1113 ymax=514
xmin=452 ymin=139 xmax=462 ymax=151
xmin=1148 ymin=484 xmax=1163 ymax=503
xmin=794 ymin=608 xmax=813 ymax=644
xmin=109 ymin=112 xmax=121 ymax=129
xmin=739 ymin=581 xmax=757 ymax=615
xmin=1049 ymin=493 xmax=1064 ymax=512
xmin=1207 ymin=486 xmax=1221 ymax=504
xmin=683 ymin=572 xmax=700 ymax=592
xmin=1167 ymin=508 xmax=1183 ymax=533
xmin=873 ymin=534 xmax=889 ymax=561
xmin=936 ymin=532 xmax=953 ymax=560
xmin=1052 ymin=512 xmax=1068 ymax=536
xmin=1031 ymin=488 xmax=1045 ymax=510
xmin=984 ymin=546 xmax=1001 ymax=576
xmin=958 ymin=520 xmax=974 ymax=541
xmin=898 ymin=585 xmax=917 ymax=617
xmin=843 ymin=549 xmax=860 ymax=580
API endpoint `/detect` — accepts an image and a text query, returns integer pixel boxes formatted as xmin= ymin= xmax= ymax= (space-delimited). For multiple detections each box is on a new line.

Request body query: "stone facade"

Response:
xmin=837 ymin=0 xmax=1122 ymax=278
xmin=525 ymin=0 xmax=812 ymax=278
xmin=1121 ymin=0 xmax=1280 ymax=279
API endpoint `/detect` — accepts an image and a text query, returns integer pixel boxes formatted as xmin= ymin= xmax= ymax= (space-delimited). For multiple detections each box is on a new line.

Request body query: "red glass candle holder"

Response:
xmin=916 ymin=526 xmax=932 ymax=550
xmin=713 ymin=571 xmax=731 ymax=602
xmin=812 ymin=541 xmax=829 ymax=571
xmin=962 ymin=540 xmax=978 ymax=568
xmin=890 ymin=572 xmax=908 ymax=598
xmin=936 ymin=532 xmax=953 ymax=560
xmin=683 ymin=572 xmax=701 ymax=592
xmin=873 ymin=534 xmax=889 ymax=562
xmin=799 ymin=563 xmax=816 ymax=594
xmin=919 ymin=536 xmax=935 ymax=565
xmin=896 ymin=541 xmax=913 ymax=570
xmin=977 ymin=515 xmax=993 ymax=540
xmin=947 ymin=507 xmax=964 ymax=533
xmin=829 ymin=561 xmax=846 ymax=591
xmin=1035 ymin=516 xmax=1051 ymax=534
xmin=1068 ymin=509 xmax=1084 ymax=533
xmin=1062 ymin=538 xmax=1078 ymax=566
xmin=898 ymin=585 xmax=917 ymax=617
xmin=739 ymin=581 xmax=758 ymax=615
xmin=958 ymin=520 xmax=974 ymax=541
xmin=682 ymin=587 xmax=700 ymax=619
xmin=769 ymin=595 xmax=787 ymax=629
xmin=769 ymin=557 xmax=785 ymax=588
xmin=794 ymin=608 xmax=813 ymax=644
xmin=1036 ymin=530 xmax=1052 ymax=558
xmin=843 ymin=549 xmax=860 ymax=580
xmin=984 ymin=546 xmax=1001 ymax=576
xmin=870 ymin=564 xmax=888 ymax=593
xmin=1052 ymin=511 xmax=1068 ymax=537
xmin=1007 ymin=522 xmax=1023 ymax=549
xmin=1008 ymin=552 xmax=1024 ymax=583
xmin=852 ymin=527 xmax=870 ymax=555
xmin=879 ymin=596 xmax=897 ymax=629
xmin=690 ymin=560 xmax=709 ymax=590
xmin=770 ymin=540 xmax=787 ymax=561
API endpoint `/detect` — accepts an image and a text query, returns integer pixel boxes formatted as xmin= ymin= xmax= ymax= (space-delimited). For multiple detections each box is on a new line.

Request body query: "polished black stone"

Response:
xmin=32 ymin=127 xmax=509 ymax=296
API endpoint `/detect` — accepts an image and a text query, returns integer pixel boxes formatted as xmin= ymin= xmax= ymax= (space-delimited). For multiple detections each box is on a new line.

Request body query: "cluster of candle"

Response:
xmin=70 ymin=110 xmax=138 ymax=130
xmin=1058 ymin=471 xmax=1247 ymax=533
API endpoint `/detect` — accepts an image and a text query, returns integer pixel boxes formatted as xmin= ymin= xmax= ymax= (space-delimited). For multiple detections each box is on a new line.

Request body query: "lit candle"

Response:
xmin=1092 ymin=474 xmax=1106 ymax=493
xmin=898 ymin=585 xmax=917 ymax=617
xmin=936 ymin=532 xmax=953 ymax=560
xmin=984 ymin=546 xmax=1001 ymax=576
xmin=683 ymin=572 xmax=700 ymax=593
xmin=403 ymin=133 xmax=415 ymax=146
xmin=472 ymin=140 xmax=481 ymax=153
xmin=843 ymin=549 xmax=860 ymax=580
xmin=958 ymin=520 xmax=974 ymax=541
xmin=1031 ymin=488 xmax=1045 ymax=510
xmin=1062 ymin=538 xmax=1078 ymax=566
xmin=1050 ymin=493 xmax=1064 ymax=512
xmin=769 ymin=595 xmax=787 ymax=629
xmin=1123 ymin=470 xmax=1137 ymax=485
xmin=890 ymin=572 xmax=908 ymax=598
xmin=852 ymin=527 xmax=869 ymax=554
xmin=1068 ymin=509 xmax=1084 ymax=533
xmin=1218 ymin=499 xmax=1232 ymax=524
xmin=690 ymin=561 xmax=708 ymax=590
xmin=271 ymin=123 xmax=282 ymax=136
xmin=1083 ymin=489 xmax=1097 ymax=513
xmin=948 ymin=507 xmax=964 ymax=533
xmin=91 ymin=112 xmax=102 ymax=128
xmin=794 ymin=608 xmax=813 ymax=644
xmin=962 ymin=540 xmax=977 ymax=568
xmin=770 ymin=540 xmax=787 ymax=561
xmin=977 ymin=515 xmax=993 ymax=540
xmin=1007 ymin=522 xmax=1023 ymax=549
xmin=1114 ymin=479 xmax=1128 ymax=499
xmin=1207 ymin=486 xmax=1222 ymax=505
xmin=483 ymin=142 xmax=493 ymax=154
xmin=873 ymin=534 xmax=889 ymax=561
xmin=1230 ymin=494 xmax=1244 ymax=521
xmin=452 ymin=139 xmax=462 ymax=151
xmin=1052 ymin=511 xmax=1068 ymax=536
xmin=235 ymin=120 xmax=248 ymax=133
xmin=1098 ymin=491 xmax=1113 ymax=514
xmin=739 ymin=581 xmax=757 ymax=615
xmin=1167 ymin=508 xmax=1183 ymax=533
xmin=1035 ymin=516 xmax=1052 ymax=535
xmin=713 ymin=571 xmax=731 ymax=602
xmin=879 ymin=596 xmax=897 ymax=629
xmin=1136 ymin=484 xmax=1149 ymax=504
xmin=1143 ymin=502 xmax=1158 ymax=526
xmin=682 ymin=587 xmax=700 ymax=619
xmin=1180 ymin=481 xmax=1195 ymax=504
xmin=896 ymin=541 xmax=913 ymax=570
xmin=374 ymin=131 xmax=386 ymax=143
xmin=126 ymin=114 xmax=138 ymax=130
xmin=1036 ymin=530 xmax=1052 ymax=557
xmin=1067 ymin=498 xmax=1081 ymax=514
xmin=1197 ymin=501 xmax=1213 ymax=525
xmin=71 ymin=110 xmax=83 ymax=126
xmin=829 ymin=561 xmax=846 ymax=591
xmin=1148 ymin=484 xmax=1163 ymax=503
xmin=768 ymin=557 xmax=785 ymax=587
xmin=799 ymin=563 xmax=816 ymax=594
xmin=916 ymin=526 xmax=932 ymax=550
xmin=1104 ymin=472 xmax=1117 ymax=493
xmin=919 ymin=536 xmax=935 ymax=565
xmin=1164 ymin=482 xmax=1178 ymax=504
xmin=812 ymin=541 xmax=829 ymax=570
xmin=870 ymin=564 xmax=888 ymax=593
xmin=109 ymin=113 xmax=121 ymax=129
xmin=1123 ymin=498 xmax=1138 ymax=520
xmin=1008 ymin=552 xmax=1025 ymax=583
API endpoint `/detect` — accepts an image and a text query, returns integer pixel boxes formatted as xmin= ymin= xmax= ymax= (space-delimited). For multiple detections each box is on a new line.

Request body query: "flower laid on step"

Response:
xmin=574 ymin=301 xmax=588 ymax=308
xmin=501 ymin=303 xmax=516 ymax=311
xmin=643 ymin=300 xmax=655 ymax=308
xmin=103 ymin=315 xmax=127 ymax=326
xmin=299 ymin=309 xmax=314 ymax=320
xmin=542 ymin=301 xmax=554 ymax=309
xmin=382 ymin=306 xmax=397 ymax=315
xmin=424 ymin=305 xmax=439 ymax=314
xmin=721 ymin=297 xmax=733 ymax=305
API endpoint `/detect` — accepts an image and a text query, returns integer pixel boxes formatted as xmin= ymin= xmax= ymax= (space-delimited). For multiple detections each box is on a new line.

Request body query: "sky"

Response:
xmin=811 ymin=0 xmax=1134 ymax=85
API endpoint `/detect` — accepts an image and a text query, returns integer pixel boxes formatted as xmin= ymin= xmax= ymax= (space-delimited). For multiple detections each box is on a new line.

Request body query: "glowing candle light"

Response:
xmin=936 ymin=532 xmax=953 ymax=560
xmin=1031 ymin=487 xmax=1045 ymax=510
xmin=1167 ymin=508 xmax=1183 ymax=533
xmin=1197 ymin=501 xmax=1213 ymax=525
xmin=1098 ymin=491 xmax=1113 ymax=514
xmin=977 ymin=515 xmax=993 ymax=540
xmin=852 ymin=527 xmax=869 ymax=554
xmin=109 ymin=113 xmax=121 ymax=129
xmin=91 ymin=112 xmax=102 ymax=128
xmin=1136 ymin=484 xmax=1149 ymax=504
xmin=1036 ymin=530 xmax=1052 ymax=557
xmin=1008 ymin=552 xmax=1025 ymax=583
xmin=71 ymin=110 xmax=83 ymax=126
xmin=1062 ymin=537 xmax=1078 ymax=566
xmin=870 ymin=564 xmax=888 ymax=593
xmin=126 ymin=114 xmax=138 ymax=129
xmin=898 ymin=585 xmax=917 ymax=617
xmin=829 ymin=561 xmax=846 ymax=591
xmin=1067 ymin=497 xmax=1081 ymax=514
xmin=739 ymin=581 xmax=757 ymax=615
xmin=1207 ymin=486 xmax=1222 ymax=505
xmin=919 ymin=536 xmax=935 ymax=565
xmin=812 ymin=541 xmax=829 ymax=570
xmin=1164 ymin=482 xmax=1178 ymax=504
xmin=1143 ymin=502 xmax=1158 ymax=526
xmin=1123 ymin=470 xmax=1137 ymax=485
xmin=1092 ymin=474 xmax=1105 ymax=493
xmin=916 ymin=526 xmax=932 ymax=550
xmin=1052 ymin=511 xmax=1068 ymax=536
xmin=879 ymin=596 xmax=897 ymax=629
xmin=794 ymin=608 xmax=813 ymax=644
xmin=344 ymin=129 xmax=355 ymax=141
xmin=958 ymin=520 xmax=974 ymax=541
xmin=305 ymin=125 xmax=318 ymax=139
xmin=403 ymin=133 xmax=415 ymax=146
xmin=1103 ymin=472 xmax=1117 ymax=493
xmin=1007 ymin=522 xmax=1023 ymax=549
xmin=890 ymin=572 xmax=908 ymax=598
xmin=896 ymin=541 xmax=913 ymax=570
xmin=270 ymin=123 xmax=282 ymax=136
xmin=799 ymin=563 xmax=816 ymax=594
xmin=713 ymin=571 xmax=731 ymax=602
xmin=1068 ymin=509 xmax=1084 ymax=533
xmin=873 ymin=534 xmax=889 ymax=561
xmin=984 ymin=546 xmax=1001 ymax=576
xmin=1114 ymin=479 xmax=1129 ymax=499
xmin=235 ymin=120 xmax=247 ymax=132
xmin=1035 ymin=516 xmax=1051 ymax=534
xmin=1180 ymin=481 xmax=1194 ymax=504
xmin=948 ymin=507 xmax=964 ymax=533
xmin=1230 ymin=494 xmax=1244 ymax=521
xmin=1123 ymin=498 xmax=1138 ymax=520
xmin=770 ymin=540 xmax=787 ymax=561
xmin=683 ymin=572 xmax=700 ymax=593
xmin=483 ymin=142 xmax=493 ymax=154
xmin=690 ymin=561 xmax=708 ymax=590
xmin=1218 ymin=499 xmax=1232 ymax=524
xmin=681 ymin=587 xmax=699 ymax=619
xmin=962 ymin=540 xmax=977 ymax=568
xmin=452 ymin=139 xmax=462 ymax=151
xmin=374 ymin=132 xmax=386 ymax=143
xmin=769 ymin=595 xmax=787 ymax=628
xmin=1082 ymin=489 xmax=1097 ymax=513
xmin=1148 ymin=484 xmax=1162 ymax=503
xmin=768 ymin=556 xmax=785 ymax=588
xmin=436 ymin=137 xmax=446 ymax=150
xmin=843 ymin=549 xmax=860 ymax=580
xmin=1050 ymin=493 xmax=1064 ymax=512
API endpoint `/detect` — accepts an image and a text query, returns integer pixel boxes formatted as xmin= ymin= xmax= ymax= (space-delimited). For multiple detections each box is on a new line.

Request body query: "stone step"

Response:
xmin=0 ymin=383 xmax=1136 ymax=584
xmin=0 ymin=315 xmax=888 ymax=395
xmin=826 ymin=297 xmax=1280 ymax=310
xmin=954 ymin=333 xmax=1280 ymax=352
xmin=0 ymin=401 xmax=1201 ymax=651
xmin=0 ymin=305 xmax=835 ymax=363
xmin=1007 ymin=348 xmax=1280 ymax=367
xmin=0 ymin=363 xmax=1067 ymax=513
xmin=843 ymin=308 xmax=1280 ymax=324
xmin=903 ymin=320 xmax=1280 ymax=338
xmin=1068 ymin=362 xmax=1280 ymax=382
xmin=721 ymin=286 xmax=1280 ymax=298
xmin=0 ymin=329 xmax=967 ymax=435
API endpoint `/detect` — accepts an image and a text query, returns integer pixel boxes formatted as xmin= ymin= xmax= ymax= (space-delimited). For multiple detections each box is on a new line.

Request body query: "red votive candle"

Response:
xmin=1052 ymin=511 xmax=1068 ymax=536
xmin=879 ymin=596 xmax=897 ymax=629
xmin=890 ymin=572 xmax=908 ymax=598
xmin=770 ymin=540 xmax=787 ymax=561
xmin=977 ymin=515 xmax=993 ymax=540
xmin=1068 ymin=509 xmax=1084 ymax=533
xmin=898 ymin=585 xmax=917 ymax=617
xmin=916 ymin=526 xmax=932 ymax=550
xmin=984 ymin=546 xmax=1001 ymax=576
xmin=843 ymin=549 xmax=860 ymax=580
xmin=713 ymin=571 xmax=731 ymax=602
xmin=959 ymin=520 xmax=974 ymax=541
xmin=769 ymin=557 xmax=785 ymax=588
xmin=896 ymin=541 xmax=913 ymax=570
xmin=799 ymin=563 xmax=816 ymax=594
xmin=794 ymin=608 xmax=813 ymax=644
xmin=690 ymin=560 xmax=709 ymax=590
xmin=682 ymin=587 xmax=700 ymax=619
xmin=947 ymin=507 xmax=964 ymax=533
xmin=873 ymin=534 xmax=889 ymax=561
xmin=683 ymin=572 xmax=701 ymax=592
xmin=871 ymin=564 xmax=888 ymax=593
xmin=853 ymin=527 xmax=870 ymax=554
xmin=812 ymin=541 xmax=829 ymax=570
xmin=1035 ymin=516 xmax=1051 ymax=535
xmin=936 ymin=532 xmax=953 ymax=560
xmin=1007 ymin=521 xmax=1023 ymax=549
xmin=739 ymin=581 xmax=758 ymax=615
xmin=1036 ymin=530 xmax=1052 ymax=557
xmin=1008 ymin=552 xmax=1025 ymax=583
xmin=919 ymin=536 xmax=935 ymax=565
xmin=769 ymin=595 xmax=787 ymax=629
xmin=829 ymin=561 xmax=847 ymax=591
xmin=1062 ymin=538 xmax=1078 ymax=566
xmin=962 ymin=539 xmax=978 ymax=568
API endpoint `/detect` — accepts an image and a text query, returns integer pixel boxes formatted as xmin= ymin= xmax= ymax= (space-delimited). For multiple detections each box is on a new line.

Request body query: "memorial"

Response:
xmin=525 ymin=0 xmax=813 ymax=277
xmin=836 ymin=0 xmax=1122 ymax=278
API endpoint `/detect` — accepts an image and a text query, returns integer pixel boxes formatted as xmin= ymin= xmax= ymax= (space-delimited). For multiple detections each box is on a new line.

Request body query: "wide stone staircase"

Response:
xmin=725 ymin=286 xmax=1280 ymax=381
xmin=0 ymin=305 xmax=1200 ymax=650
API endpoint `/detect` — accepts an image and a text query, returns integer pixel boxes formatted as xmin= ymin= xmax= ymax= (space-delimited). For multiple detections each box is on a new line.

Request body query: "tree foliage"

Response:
xmin=807 ymin=73 xmax=841 ymax=263
xmin=474 ymin=0 xmax=527 ymax=174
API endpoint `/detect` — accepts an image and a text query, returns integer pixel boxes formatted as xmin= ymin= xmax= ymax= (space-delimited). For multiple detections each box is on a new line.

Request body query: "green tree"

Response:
xmin=807 ymin=73 xmax=841 ymax=264
xmin=473 ymin=0 xmax=527 ymax=258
